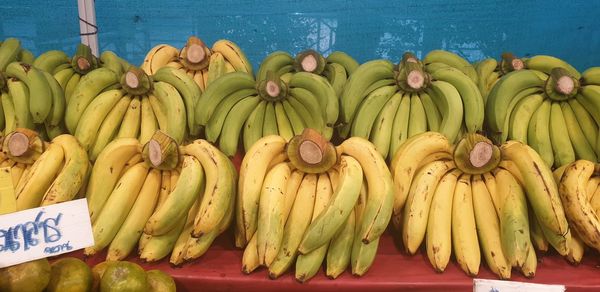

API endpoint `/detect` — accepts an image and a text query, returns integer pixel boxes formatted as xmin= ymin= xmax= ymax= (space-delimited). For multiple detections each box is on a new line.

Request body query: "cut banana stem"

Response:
xmin=142 ymin=131 xmax=179 ymax=170
xmin=287 ymin=128 xmax=337 ymax=174
xmin=7 ymin=129 xmax=37 ymax=157
xmin=121 ymin=67 xmax=152 ymax=95
xmin=295 ymin=49 xmax=325 ymax=74
xmin=453 ymin=133 xmax=500 ymax=174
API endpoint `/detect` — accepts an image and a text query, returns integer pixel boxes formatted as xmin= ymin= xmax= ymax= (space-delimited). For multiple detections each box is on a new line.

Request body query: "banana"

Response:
xmin=424 ymin=50 xmax=478 ymax=83
xmin=326 ymin=51 xmax=359 ymax=75
xmin=582 ymin=67 xmax=600 ymax=85
xmin=323 ymin=62 xmax=348 ymax=96
xmin=486 ymin=70 xmax=544 ymax=137
xmin=1 ymin=91 xmax=17 ymax=134
xmin=10 ymin=163 xmax=26 ymax=187
xmin=351 ymin=85 xmax=397 ymax=138
xmin=340 ymin=59 xmax=395 ymax=123
xmin=41 ymin=71 xmax=66 ymax=126
xmin=18 ymin=48 xmax=35 ymax=64
xmin=507 ymin=94 xmax=544 ymax=143
xmin=40 ymin=135 xmax=88 ymax=205
xmin=529 ymin=211 xmax=549 ymax=253
xmin=527 ymin=100 xmax=554 ymax=167
xmin=568 ymin=98 xmax=598 ymax=152
xmin=452 ymin=174 xmax=479 ymax=276
xmin=212 ymin=39 xmax=253 ymax=74
xmin=257 ymin=51 xmax=293 ymax=82
xmin=74 ymin=89 xmax=125 ymax=150
xmin=5 ymin=62 xmax=52 ymax=123
xmin=196 ymin=72 xmax=255 ymax=125
xmin=89 ymin=95 xmax=132 ymax=160
xmin=64 ymin=73 xmax=80 ymax=103
xmin=295 ymin=172 xmax=332 ymax=283
xmin=273 ymin=101 xmax=294 ymax=142
xmin=289 ymin=87 xmax=326 ymax=133
xmin=299 ymin=155 xmax=363 ymax=253
xmin=559 ymin=160 xmax=600 ymax=251
xmin=282 ymin=99 xmax=306 ymax=135
xmin=6 ymin=78 xmax=34 ymax=129
xmin=407 ymin=93 xmax=427 ymax=138
xmin=419 ymin=92 xmax=442 ymax=132
xmin=15 ymin=143 xmax=64 ymax=210
xmin=184 ymin=139 xmax=236 ymax=237
xmin=116 ymin=97 xmax=142 ymax=138
xmin=86 ymin=138 xmax=141 ymax=222
xmin=430 ymin=66 xmax=484 ymax=132
xmin=268 ymin=173 xmax=317 ymax=279
xmin=32 ymin=50 xmax=69 ymax=73
xmin=257 ymin=162 xmax=290 ymax=266
xmin=106 ymin=169 xmax=161 ymax=261
xmin=561 ymin=102 xmax=597 ymax=161
xmin=0 ymin=38 xmax=20 ymax=71
xmin=65 ymin=68 xmax=119 ymax=133
xmin=326 ymin=207 xmax=355 ymax=279
xmin=472 ymin=175 xmax=511 ymax=279
xmin=100 ymin=51 xmax=128 ymax=76
xmin=500 ymin=87 xmax=544 ymax=143
xmin=286 ymin=93 xmax=317 ymax=131
xmin=520 ymin=242 xmax=537 ymax=278
xmin=85 ymin=162 xmax=149 ymax=255
xmin=289 ymin=72 xmax=338 ymax=128
xmin=154 ymin=81 xmax=187 ymax=143
xmin=139 ymin=96 xmax=158 ymax=144
xmin=193 ymin=70 xmax=205 ymax=91
xmin=218 ymin=94 xmax=261 ymax=156
xmin=426 ymin=169 xmax=459 ymax=272
xmin=525 ymin=55 xmax=580 ymax=79
xmin=494 ymin=168 xmax=531 ymax=268
xmin=152 ymin=66 xmax=203 ymax=136
xmin=403 ymin=160 xmax=455 ymax=254
xmin=475 ymin=58 xmax=498 ymax=100
xmin=550 ymin=102 xmax=576 ymax=167
xmin=145 ymin=156 xmax=204 ymax=236
xmin=391 ymin=131 xmax=452 ymax=211
xmin=241 ymin=232 xmax=260 ymax=274
xmin=139 ymin=215 xmax=187 ymax=262
xmin=500 ymin=141 xmax=569 ymax=251
xmin=141 ymin=44 xmax=179 ymax=75
xmin=370 ymin=92 xmax=402 ymax=159
xmin=169 ymin=197 xmax=202 ymax=265
xmin=426 ymin=80 xmax=464 ymax=143
xmin=389 ymin=93 xmax=411 ymax=157
xmin=205 ymin=52 xmax=227 ymax=87
xmin=242 ymin=100 xmax=267 ymax=152
xmin=338 ymin=137 xmax=394 ymax=243
xmin=261 ymin=102 xmax=279 ymax=137
xmin=205 ymin=88 xmax=257 ymax=142
xmin=237 ymin=135 xmax=287 ymax=245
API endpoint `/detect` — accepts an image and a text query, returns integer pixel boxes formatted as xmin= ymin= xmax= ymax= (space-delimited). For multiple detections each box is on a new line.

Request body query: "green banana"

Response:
xmin=507 ymin=94 xmax=544 ymax=144
xmin=527 ymin=100 xmax=554 ymax=167
xmin=195 ymin=72 xmax=255 ymax=125
xmin=218 ymin=95 xmax=261 ymax=156
xmin=5 ymin=62 xmax=53 ymax=123
xmin=549 ymin=102 xmax=575 ymax=167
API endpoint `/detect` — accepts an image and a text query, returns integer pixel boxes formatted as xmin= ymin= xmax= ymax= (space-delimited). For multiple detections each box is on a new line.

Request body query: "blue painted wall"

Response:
xmin=1 ymin=0 xmax=599 ymax=70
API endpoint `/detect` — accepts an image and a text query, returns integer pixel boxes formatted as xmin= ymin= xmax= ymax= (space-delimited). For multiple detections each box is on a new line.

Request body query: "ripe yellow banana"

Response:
xmin=15 ymin=143 xmax=64 ymax=210
xmin=452 ymin=174 xmax=480 ymax=276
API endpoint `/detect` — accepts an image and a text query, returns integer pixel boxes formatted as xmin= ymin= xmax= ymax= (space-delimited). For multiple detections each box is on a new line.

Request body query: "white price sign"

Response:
xmin=0 ymin=199 xmax=94 ymax=268
xmin=474 ymin=279 xmax=565 ymax=292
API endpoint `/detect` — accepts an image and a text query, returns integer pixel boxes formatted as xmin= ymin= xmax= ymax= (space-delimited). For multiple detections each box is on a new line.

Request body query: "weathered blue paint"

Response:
xmin=1 ymin=0 xmax=599 ymax=70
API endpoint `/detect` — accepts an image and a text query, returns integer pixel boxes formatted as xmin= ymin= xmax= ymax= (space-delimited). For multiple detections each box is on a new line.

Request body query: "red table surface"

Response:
xmin=55 ymin=227 xmax=600 ymax=292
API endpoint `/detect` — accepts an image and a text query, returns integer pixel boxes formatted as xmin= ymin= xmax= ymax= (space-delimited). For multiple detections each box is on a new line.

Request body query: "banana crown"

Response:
xmin=2 ymin=128 xmax=45 ymax=164
xmin=286 ymin=128 xmax=338 ymax=174
xmin=544 ymin=67 xmax=580 ymax=101
xmin=142 ymin=130 xmax=180 ymax=171
xmin=257 ymin=70 xmax=288 ymax=102
xmin=453 ymin=133 xmax=501 ymax=174
xmin=121 ymin=67 xmax=153 ymax=96
xmin=293 ymin=49 xmax=326 ymax=75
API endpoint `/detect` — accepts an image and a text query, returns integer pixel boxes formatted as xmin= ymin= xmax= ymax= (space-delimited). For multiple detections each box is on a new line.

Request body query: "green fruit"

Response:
xmin=146 ymin=270 xmax=176 ymax=292
xmin=100 ymin=262 xmax=148 ymax=292
xmin=92 ymin=261 xmax=116 ymax=292
xmin=0 ymin=258 xmax=51 ymax=292
xmin=47 ymin=257 xmax=93 ymax=292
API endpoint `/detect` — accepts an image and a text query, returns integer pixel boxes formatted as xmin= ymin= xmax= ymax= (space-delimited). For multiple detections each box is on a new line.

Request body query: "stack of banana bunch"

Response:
xmin=485 ymin=55 xmax=600 ymax=168
xmin=340 ymin=50 xmax=484 ymax=160
xmin=0 ymin=38 xmax=35 ymax=69
xmin=0 ymin=59 xmax=64 ymax=138
xmin=555 ymin=159 xmax=600 ymax=258
xmin=195 ymin=57 xmax=338 ymax=157
xmin=0 ymin=128 xmax=89 ymax=211
xmin=141 ymin=36 xmax=253 ymax=91
xmin=67 ymin=61 xmax=200 ymax=160
xmin=84 ymin=131 xmax=236 ymax=266
xmin=391 ymin=132 xmax=574 ymax=279
xmin=237 ymin=129 xmax=393 ymax=282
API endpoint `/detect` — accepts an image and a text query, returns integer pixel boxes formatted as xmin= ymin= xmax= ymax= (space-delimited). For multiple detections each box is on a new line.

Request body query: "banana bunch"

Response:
xmin=195 ymin=63 xmax=336 ymax=157
xmin=0 ymin=129 xmax=90 ymax=211
xmin=0 ymin=37 xmax=35 ymax=70
xmin=473 ymin=53 xmax=527 ymax=101
xmin=68 ymin=63 xmax=200 ymax=160
xmin=341 ymin=51 xmax=483 ymax=160
xmin=485 ymin=55 xmax=600 ymax=168
xmin=257 ymin=49 xmax=358 ymax=98
xmin=141 ymin=36 xmax=253 ymax=91
xmin=237 ymin=129 xmax=393 ymax=281
xmin=84 ymin=131 xmax=236 ymax=266
xmin=391 ymin=132 xmax=572 ymax=279
xmin=556 ymin=159 xmax=600 ymax=258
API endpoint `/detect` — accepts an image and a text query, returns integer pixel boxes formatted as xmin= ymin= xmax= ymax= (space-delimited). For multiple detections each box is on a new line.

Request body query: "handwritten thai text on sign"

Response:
xmin=0 ymin=199 xmax=94 ymax=268
xmin=474 ymin=279 xmax=565 ymax=292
